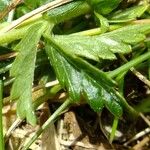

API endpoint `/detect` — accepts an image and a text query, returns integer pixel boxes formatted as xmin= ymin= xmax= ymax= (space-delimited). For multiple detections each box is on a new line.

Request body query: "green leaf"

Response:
xmin=43 ymin=23 xmax=150 ymax=118
xmin=45 ymin=1 xmax=90 ymax=24
xmin=103 ymin=90 xmax=123 ymax=116
xmin=86 ymin=0 xmax=122 ymax=14
xmin=45 ymin=41 xmax=123 ymax=117
xmin=10 ymin=21 xmax=47 ymax=125
xmin=106 ymin=24 xmax=150 ymax=44
xmin=45 ymin=34 xmax=115 ymax=87
xmin=53 ymin=35 xmax=116 ymax=61
xmin=95 ymin=12 xmax=109 ymax=33
xmin=53 ymin=24 xmax=150 ymax=62
xmin=110 ymin=4 xmax=149 ymax=21
xmin=81 ymin=72 xmax=105 ymax=111
xmin=46 ymin=43 xmax=82 ymax=101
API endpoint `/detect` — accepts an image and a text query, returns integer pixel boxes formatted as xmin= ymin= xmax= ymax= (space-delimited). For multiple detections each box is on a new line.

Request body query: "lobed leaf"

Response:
xmin=10 ymin=22 xmax=47 ymax=125
xmin=53 ymin=24 xmax=150 ymax=62
xmin=106 ymin=24 xmax=150 ymax=44
xmin=45 ymin=37 xmax=123 ymax=118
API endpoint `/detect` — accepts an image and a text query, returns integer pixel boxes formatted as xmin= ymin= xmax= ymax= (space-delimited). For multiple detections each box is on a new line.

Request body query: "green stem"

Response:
xmin=114 ymin=73 xmax=136 ymax=116
xmin=0 ymin=19 xmax=45 ymax=45
xmin=109 ymin=117 xmax=119 ymax=144
xmin=22 ymin=98 xmax=71 ymax=150
xmin=0 ymin=27 xmax=27 ymax=45
xmin=115 ymin=72 xmax=126 ymax=96
xmin=74 ymin=24 xmax=123 ymax=36
xmin=0 ymin=80 xmax=4 ymax=150
xmin=108 ymin=51 xmax=150 ymax=78
xmin=119 ymin=54 xmax=150 ymax=88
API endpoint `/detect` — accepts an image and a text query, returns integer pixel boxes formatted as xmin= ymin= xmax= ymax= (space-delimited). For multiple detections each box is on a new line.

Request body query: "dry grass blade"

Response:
xmin=0 ymin=0 xmax=23 ymax=20
xmin=0 ymin=0 xmax=72 ymax=33
xmin=0 ymin=52 xmax=18 ymax=61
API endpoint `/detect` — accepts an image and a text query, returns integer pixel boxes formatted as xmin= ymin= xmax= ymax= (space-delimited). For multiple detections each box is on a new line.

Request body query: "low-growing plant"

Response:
xmin=0 ymin=0 xmax=150 ymax=149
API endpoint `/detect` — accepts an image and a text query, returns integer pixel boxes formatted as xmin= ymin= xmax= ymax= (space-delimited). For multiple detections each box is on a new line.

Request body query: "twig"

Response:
xmin=0 ymin=52 xmax=18 ymax=61
xmin=140 ymin=113 xmax=150 ymax=127
xmin=133 ymin=135 xmax=150 ymax=150
xmin=124 ymin=127 xmax=150 ymax=146
xmin=0 ymin=0 xmax=72 ymax=33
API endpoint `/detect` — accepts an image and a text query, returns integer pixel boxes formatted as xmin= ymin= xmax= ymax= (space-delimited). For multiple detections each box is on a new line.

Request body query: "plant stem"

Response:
xmin=22 ymin=98 xmax=71 ymax=150
xmin=0 ymin=80 xmax=4 ymax=150
xmin=75 ymin=19 xmax=150 ymax=36
xmin=0 ymin=26 xmax=28 ymax=45
xmin=0 ymin=0 xmax=72 ymax=33
xmin=108 ymin=51 xmax=150 ymax=78
xmin=74 ymin=24 xmax=123 ymax=36
xmin=109 ymin=117 xmax=119 ymax=144
xmin=119 ymin=54 xmax=150 ymax=88
xmin=0 ymin=19 xmax=46 ymax=45
xmin=115 ymin=72 xmax=126 ymax=96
